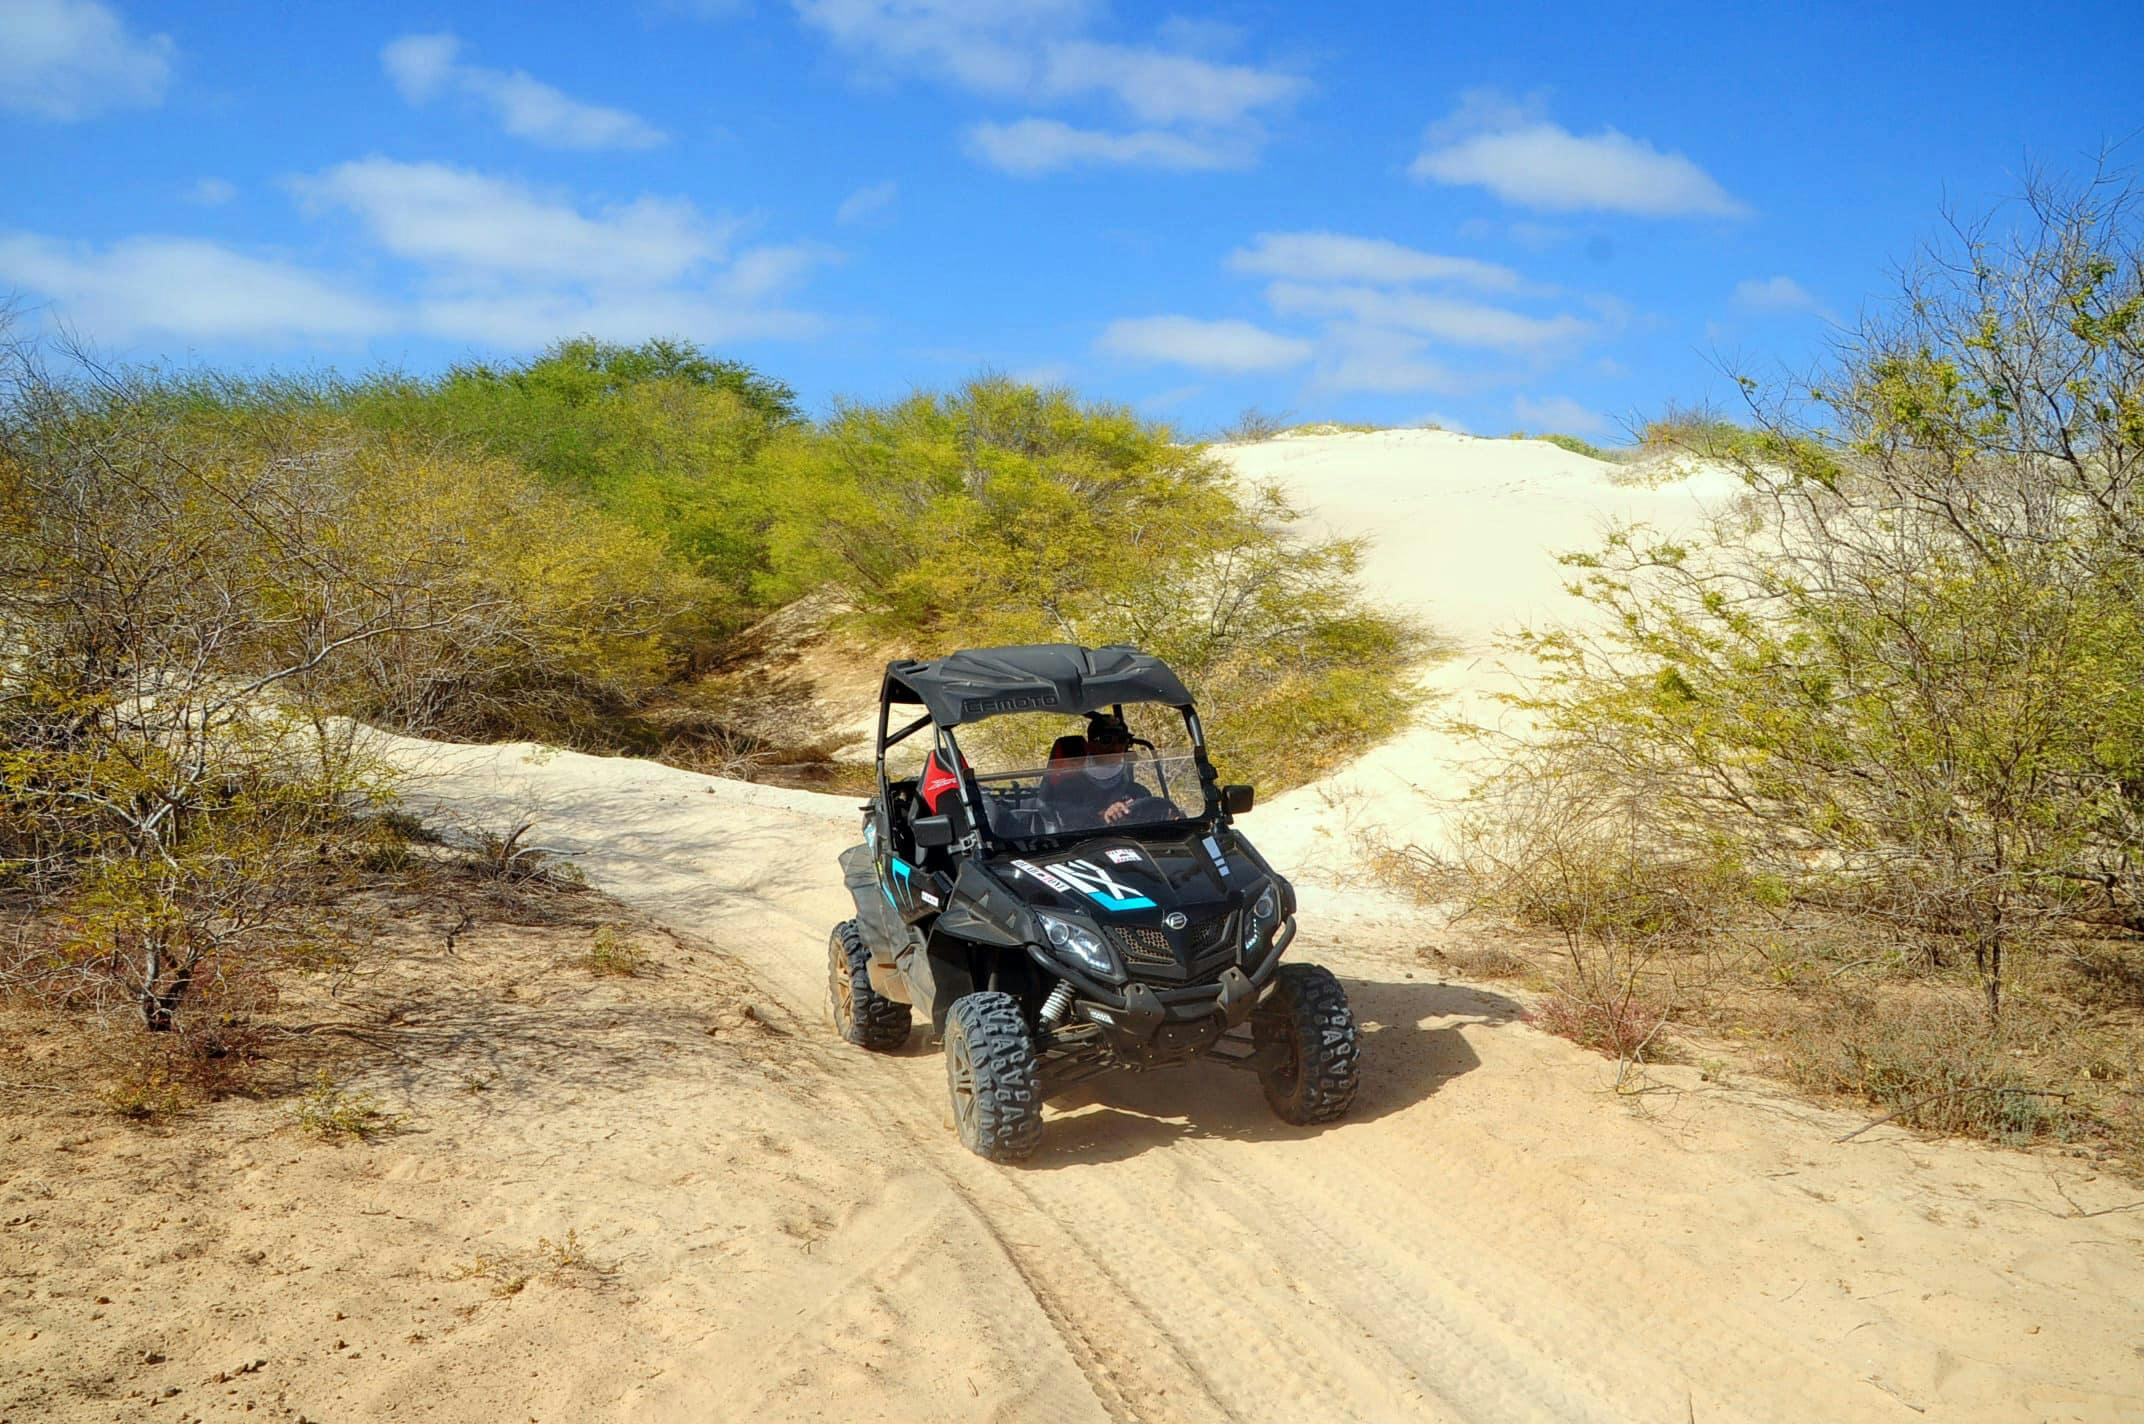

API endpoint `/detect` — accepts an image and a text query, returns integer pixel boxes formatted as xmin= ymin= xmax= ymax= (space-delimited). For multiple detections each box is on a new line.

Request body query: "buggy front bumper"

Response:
xmin=1031 ymin=917 xmax=1296 ymax=1065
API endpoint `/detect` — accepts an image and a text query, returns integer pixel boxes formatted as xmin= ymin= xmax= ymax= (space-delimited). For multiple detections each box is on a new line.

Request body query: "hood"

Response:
xmin=993 ymin=834 xmax=1236 ymax=913
xmin=982 ymin=831 xmax=1288 ymax=985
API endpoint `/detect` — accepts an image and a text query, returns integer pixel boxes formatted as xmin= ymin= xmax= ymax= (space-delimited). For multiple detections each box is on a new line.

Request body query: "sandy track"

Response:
xmin=374 ymin=734 xmax=2144 ymax=1424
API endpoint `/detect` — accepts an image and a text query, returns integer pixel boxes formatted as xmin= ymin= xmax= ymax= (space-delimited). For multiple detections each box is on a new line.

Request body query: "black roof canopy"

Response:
xmin=885 ymin=644 xmax=1193 ymax=728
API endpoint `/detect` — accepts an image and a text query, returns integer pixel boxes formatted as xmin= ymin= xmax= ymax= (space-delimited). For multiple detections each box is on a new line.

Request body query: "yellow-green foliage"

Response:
xmin=767 ymin=379 xmax=1427 ymax=790
xmin=1485 ymin=174 xmax=2144 ymax=1024
xmin=576 ymin=925 xmax=648 ymax=977
xmin=315 ymin=434 xmax=707 ymax=739
xmin=294 ymin=1069 xmax=399 ymax=1140
xmin=334 ymin=338 xmax=798 ymax=605
xmin=1508 ymin=430 xmax=1618 ymax=461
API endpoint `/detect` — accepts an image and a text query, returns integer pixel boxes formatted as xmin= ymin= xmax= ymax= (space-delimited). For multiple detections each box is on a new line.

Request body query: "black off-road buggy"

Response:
xmin=828 ymin=644 xmax=1360 ymax=1162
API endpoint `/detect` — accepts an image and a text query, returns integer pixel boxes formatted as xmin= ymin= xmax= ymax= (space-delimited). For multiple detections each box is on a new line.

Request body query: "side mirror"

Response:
xmin=912 ymin=814 xmax=956 ymax=849
xmin=1221 ymin=784 xmax=1255 ymax=816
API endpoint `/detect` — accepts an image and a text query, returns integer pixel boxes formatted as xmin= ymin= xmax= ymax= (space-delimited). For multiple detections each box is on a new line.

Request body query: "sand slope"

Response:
xmin=1210 ymin=428 xmax=1735 ymax=879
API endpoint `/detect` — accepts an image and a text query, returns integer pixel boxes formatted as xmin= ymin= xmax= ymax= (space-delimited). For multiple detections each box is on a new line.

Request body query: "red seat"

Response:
xmin=919 ymin=749 xmax=970 ymax=813
xmin=1043 ymin=735 xmax=1088 ymax=798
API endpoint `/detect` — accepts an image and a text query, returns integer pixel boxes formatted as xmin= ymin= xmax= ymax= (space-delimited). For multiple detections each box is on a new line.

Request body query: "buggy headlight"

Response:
xmin=1036 ymin=911 xmax=1124 ymax=983
xmin=1244 ymin=885 xmax=1280 ymax=953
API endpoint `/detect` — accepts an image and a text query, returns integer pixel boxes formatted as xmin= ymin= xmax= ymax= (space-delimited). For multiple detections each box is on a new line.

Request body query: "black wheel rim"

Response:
xmin=1256 ymin=1009 xmax=1300 ymax=1091
xmin=1275 ymin=1030 xmax=1301 ymax=1091
xmin=948 ymin=1029 xmax=978 ymax=1133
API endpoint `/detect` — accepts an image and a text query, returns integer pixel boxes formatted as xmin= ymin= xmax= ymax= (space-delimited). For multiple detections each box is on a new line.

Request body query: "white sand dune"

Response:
xmin=1212 ymin=428 xmax=1734 ymax=881
xmin=325 ymin=430 xmax=2142 ymax=1422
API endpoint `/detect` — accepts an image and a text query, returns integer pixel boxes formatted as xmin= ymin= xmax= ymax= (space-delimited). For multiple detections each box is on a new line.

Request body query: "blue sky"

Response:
xmin=2 ymin=0 xmax=2138 ymax=438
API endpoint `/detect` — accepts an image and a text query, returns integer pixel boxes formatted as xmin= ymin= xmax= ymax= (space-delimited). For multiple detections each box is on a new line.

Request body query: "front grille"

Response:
xmin=1107 ymin=913 xmax=1236 ymax=980
xmin=1109 ymin=925 xmax=1176 ymax=967
xmin=1182 ymin=915 xmax=1233 ymax=957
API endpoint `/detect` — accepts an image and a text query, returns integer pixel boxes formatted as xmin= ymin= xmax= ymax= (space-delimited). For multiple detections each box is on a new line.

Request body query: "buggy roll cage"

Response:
xmin=872 ymin=642 xmax=1228 ymax=852
xmin=874 ymin=694 xmax=1220 ymax=852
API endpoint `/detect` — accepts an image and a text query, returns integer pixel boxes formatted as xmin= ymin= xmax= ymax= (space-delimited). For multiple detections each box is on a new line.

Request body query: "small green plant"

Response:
xmin=1277 ymin=420 xmax=1393 ymax=436
xmin=1778 ymin=993 xmax=2087 ymax=1146
xmin=456 ymin=1228 xmax=605 ymax=1299
xmin=576 ymin=925 xmax=649 ymax=977
xmin=98 ymin=1064 xmax=189 ymax=1122
xmin=294 ymin=1070 xmax=399 ymax=1141
xmin=536 ymin=1229 xmax=592 ymax=1274
xmin=1507 ymin=430 xmax=1617 ymax=460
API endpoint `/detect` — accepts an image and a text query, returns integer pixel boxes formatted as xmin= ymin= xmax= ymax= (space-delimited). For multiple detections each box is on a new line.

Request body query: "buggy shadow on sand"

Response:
xmin=827 ymin=643 xmax=1360 ymax=1162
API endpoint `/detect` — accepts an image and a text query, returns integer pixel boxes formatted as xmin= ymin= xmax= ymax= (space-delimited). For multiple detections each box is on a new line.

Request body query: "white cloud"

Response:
xmin=0 ymin=231 xmax=389 ymax=343
xmin=793 ymin=0 xmax=1086 ymax=92
xmin=1137 ymin=382 xmax=1202 ymax=413
xmin=1097 ymin=316 xmax=1310 ymax=373
xmin=836 ymin=179 xmax=898 ymax=224
xmin=0 ymin=0 xmax=172 ymax=120
xmin=1153 ymin=16 xmax=1242 ymax=55
xmin=380 ymin=32 xmax=457 ymax=99
xmin=186 ymin=177 xmax=237 ymax=206
xmin=1228 ymin=231 xmax=1525 ymax=293
xmin=411 ymin=288 xmax=824 ymax=349
xmin=381 ymin=32 xmax=665 ymax=150
xmin=1412 ymin=89 xmax=1746 ymax=218
xmin=1265 ymin=282 xmax=1591 ymax=353
xmin=293 ymin=159 xmax=722 ymax=284
xmin=4 ymin=158 xmax=835 ymax=354
xmin=1512 ymin=393 xmax=1609 ymax=434
xmin=1311 ymin=325 xmax=1466 ymax=395
xmin=792 ymin=1 xmax=1301 ymax=171
xmin=1731 ymin=274 xmax=1824 ymax=314
xmin=287 ymin=158 xmax=831 ymax=350
xmin=1040 ymin=40 xmax=1302 ymax=125
xmin=966 ymin=118 xmax=1237 ymax=175
xmin=711 ymin=242 xmax=839 ymax=303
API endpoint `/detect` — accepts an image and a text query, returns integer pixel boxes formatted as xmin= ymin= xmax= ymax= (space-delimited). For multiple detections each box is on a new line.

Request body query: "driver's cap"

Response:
xmin=1086 ymin=712 xmax=1131 ymax=744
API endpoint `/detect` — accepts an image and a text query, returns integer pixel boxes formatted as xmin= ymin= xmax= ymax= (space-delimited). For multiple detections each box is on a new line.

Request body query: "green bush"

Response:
xmin=1480 ymin=173 xmax=2144 ymax=1023
xmin=765 ymin=379 xmax=1427 ymax=789
xmin=1507 ymin=430 xmax=1617 ymax=461
xmin=0 ymin=343 xmax=704 ymax=1030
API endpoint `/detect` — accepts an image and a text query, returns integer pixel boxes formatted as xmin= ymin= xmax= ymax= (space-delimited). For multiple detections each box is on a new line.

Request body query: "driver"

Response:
xmin=1045 ymin=714 xmax=1157 ymax=826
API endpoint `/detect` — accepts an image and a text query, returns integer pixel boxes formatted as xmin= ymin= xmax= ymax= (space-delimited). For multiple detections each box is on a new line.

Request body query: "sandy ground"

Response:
xmin=9 ymin=430 xmax=2144 ymax=1422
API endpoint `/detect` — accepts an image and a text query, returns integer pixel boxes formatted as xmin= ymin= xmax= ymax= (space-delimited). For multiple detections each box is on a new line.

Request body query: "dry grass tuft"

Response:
xmin=1436 ymin=945 xmax=1534 ymax=981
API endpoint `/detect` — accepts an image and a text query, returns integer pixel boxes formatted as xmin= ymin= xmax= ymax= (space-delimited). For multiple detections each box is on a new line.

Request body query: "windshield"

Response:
xmin=952 ymin=707 xmax=1210 ymax=841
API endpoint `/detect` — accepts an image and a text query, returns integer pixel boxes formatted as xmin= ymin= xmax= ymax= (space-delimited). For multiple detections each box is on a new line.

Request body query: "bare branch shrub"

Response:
xmin=0 ymin=336 xmax=683 ymax=1032
xmin=1493 ymin=168 xmax=2144 ymax=1026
